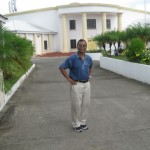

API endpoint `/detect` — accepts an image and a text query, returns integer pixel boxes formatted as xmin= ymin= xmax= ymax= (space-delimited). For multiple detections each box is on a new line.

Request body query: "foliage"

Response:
xmin=126 ymin=23 xmax=150 ymax=44
xmin=86 ymin=49 xmax=102 ymax=53
xmin=93 ymin=22 xmax=150 ymax=65
xmin=93 ymin=30 xmax=127 ymax=56
xmin=93 ymin=33 xmax=106 ymax=50
xmin=0 ymin=25 xmax=34 ymax=92
xmin=112 ymin=55 xmax=128 ymax=61
xmin=101 ymin=50 xmax=109 ymax=57
xmin=126 ymin=38 xmax=145 ymax=63
xmin=121 ymin=49 xmax=127 ymax=56
xmin=142 ymin=49 xmax=150 ymax=65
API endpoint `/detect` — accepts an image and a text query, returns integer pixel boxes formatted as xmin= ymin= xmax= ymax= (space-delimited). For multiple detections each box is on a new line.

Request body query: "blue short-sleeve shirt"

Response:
xmin=59 ymin=53 xmax=93 ymax=81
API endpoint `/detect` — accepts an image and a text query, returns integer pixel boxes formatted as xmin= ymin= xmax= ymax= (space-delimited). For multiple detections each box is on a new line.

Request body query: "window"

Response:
xmin=106 ymin=19 xmax=111 ymax=29
xmin=87 ymin=19 xmax=96 ymax=29
xmin=70 ymin=39 xmax=76 ymax=49
xmin=44 ymin=40 xmax=48 ymax=50
xmin=69 ymin=20 xmax=76 ymax=30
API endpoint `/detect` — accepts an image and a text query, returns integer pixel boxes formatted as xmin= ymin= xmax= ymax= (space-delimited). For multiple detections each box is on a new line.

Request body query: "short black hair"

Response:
xmin=77 ymin=39 xmax=87 ymax=46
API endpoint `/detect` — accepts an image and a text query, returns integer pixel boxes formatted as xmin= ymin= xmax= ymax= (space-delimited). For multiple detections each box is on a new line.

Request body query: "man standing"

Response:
xmin=59 ymin=39 xmax=93 ymax=132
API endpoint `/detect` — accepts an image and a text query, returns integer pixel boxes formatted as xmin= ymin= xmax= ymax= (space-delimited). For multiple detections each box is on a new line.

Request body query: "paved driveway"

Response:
xmin=0 ymin=57 xmax=150 ymax=150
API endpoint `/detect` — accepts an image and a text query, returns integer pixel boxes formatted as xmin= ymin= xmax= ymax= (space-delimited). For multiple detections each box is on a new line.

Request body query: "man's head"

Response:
xmin=77 ymin=39 xmax=87 ymax=54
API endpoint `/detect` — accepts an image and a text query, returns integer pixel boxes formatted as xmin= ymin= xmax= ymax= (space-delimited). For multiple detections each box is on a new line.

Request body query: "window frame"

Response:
xmin=70 ymin=39 xmax=76 ymax=49
xmin=106 ymin=19 xmax=111 ymax=29
xmin=69 ymin=20 xmax=76 ymax=30
xmin=87 ymin=19 xmax=96 ymax=29
xmin=44 ymin=40 xmax=48 ymax=50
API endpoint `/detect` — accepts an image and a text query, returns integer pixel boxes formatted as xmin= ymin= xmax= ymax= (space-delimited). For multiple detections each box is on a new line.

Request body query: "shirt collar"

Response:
xmin=76 ymin=52 xmax=87 ymax=59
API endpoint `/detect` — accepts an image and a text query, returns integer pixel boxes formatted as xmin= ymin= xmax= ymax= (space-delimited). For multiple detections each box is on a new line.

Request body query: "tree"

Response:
xmin=126 ymin=22 xmax=150 ymax=46
xmin=93 ymin=33 xmax=106 ymax=50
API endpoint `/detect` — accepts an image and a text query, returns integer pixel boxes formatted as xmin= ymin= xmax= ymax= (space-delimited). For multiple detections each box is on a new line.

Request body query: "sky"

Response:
xmin=0 ymin=0 xmax=150 ymax=15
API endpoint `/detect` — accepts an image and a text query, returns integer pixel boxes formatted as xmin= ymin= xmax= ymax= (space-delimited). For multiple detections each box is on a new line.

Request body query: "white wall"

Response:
xmin=36 ymin=34 xmax=42 ymax=54
xmin=122 ymin=10 xmax=150 ymax=29
xmin=19 ymin=33 xmax=25 ymax=38
xmin=87 ymin=14 xmax=102 ymax=37
xmin=8 ymin=10 xmax=59 ymax=32
xmin=67 ymin=14 xmax=83 ymax=51
xmin=108 ymin=15 xmax=117 ymax=31
xmin=27 ymin=34 xmax=34 ymax=42
xmin=100 ymin=57 xmax=150 ymax=84
xmin=58 ymin=6 xmax=122 ymax=14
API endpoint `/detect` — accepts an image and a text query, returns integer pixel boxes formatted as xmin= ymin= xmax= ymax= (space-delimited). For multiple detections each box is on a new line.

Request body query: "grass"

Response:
xmin=4 ymin=62 xmax=33 ymax=93
xmin=86 ymin=49 xmax=102 ymax=53
xmin=111 ymin=55 xmax=150 ymax=65
xmin=111 ymin=55 xmax=129 ymax=61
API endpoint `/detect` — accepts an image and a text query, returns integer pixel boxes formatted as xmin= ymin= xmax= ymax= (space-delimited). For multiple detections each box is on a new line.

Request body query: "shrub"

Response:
xmin=126 ymin=38 xmax=145 ymax=63
xmin=0 ymin=25 xmax=34 ymax=92
xmin=142 ymin=50 xmax=150 ymax=65
xmin=101 ymin=50 xmax=109 ymax=57
xmin=121 ymin=49 xmax=127 ymax=56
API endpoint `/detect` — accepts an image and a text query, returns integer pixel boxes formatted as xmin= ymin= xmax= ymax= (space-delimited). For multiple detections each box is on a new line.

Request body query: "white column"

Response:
xmin=102 ymin=12 xmax=106 ymax=33
xmin=41 ymin=34 xmax=44 ymax=52
xmin=48 ymin=34 xmax=51 ymax=52
xmin=61 ymin=14 xmax=68 ymax=52
xmin=117 ymin=13 xmax=122 ymax=31
xmin=33 ymin=33 xmax=37 ymax=54
xmin=82 ymin=13 xmax=88 ymax=43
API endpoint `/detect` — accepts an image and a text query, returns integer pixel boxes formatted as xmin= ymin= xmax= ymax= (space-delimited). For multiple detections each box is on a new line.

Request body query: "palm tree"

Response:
xmin=126 ymin=22 xmax=150 ymax=46
xmin=93 ymin=33 xmax=106 ymax=50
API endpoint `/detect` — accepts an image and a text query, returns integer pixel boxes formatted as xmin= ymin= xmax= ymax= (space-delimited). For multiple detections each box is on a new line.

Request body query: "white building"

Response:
xmin=4 ymin=3 xmax=150 ymax=55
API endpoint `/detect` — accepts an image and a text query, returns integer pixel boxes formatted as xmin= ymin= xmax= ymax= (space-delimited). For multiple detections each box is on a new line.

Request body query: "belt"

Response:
xmin=74 ymin=80 xmax=89 ymax=83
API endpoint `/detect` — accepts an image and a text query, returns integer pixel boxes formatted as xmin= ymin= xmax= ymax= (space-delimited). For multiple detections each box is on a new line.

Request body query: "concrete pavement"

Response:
xmin=0 ymin=57 xmax=150 ymax=150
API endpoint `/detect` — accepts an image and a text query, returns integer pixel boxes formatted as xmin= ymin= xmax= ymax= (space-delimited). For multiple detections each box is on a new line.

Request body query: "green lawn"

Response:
xmin=111 ymin=55 xmax=129 ymax=61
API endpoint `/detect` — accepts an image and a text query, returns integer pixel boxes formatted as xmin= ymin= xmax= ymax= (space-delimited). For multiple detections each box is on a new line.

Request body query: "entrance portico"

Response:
xmin=60 ymin=10 xmax=122 ymax=52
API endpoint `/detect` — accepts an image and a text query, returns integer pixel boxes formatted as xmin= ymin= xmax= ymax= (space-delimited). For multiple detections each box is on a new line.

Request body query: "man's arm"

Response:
xmin=59 ymin=67 xmax=77 ymax=85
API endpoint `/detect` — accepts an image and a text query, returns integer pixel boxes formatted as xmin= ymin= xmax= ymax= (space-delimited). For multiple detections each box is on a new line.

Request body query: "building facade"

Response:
xmin=4 ymin=3 xmax=150 ymax=55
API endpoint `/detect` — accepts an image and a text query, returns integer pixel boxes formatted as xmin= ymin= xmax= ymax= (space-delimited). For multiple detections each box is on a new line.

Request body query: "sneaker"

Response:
xmin=81 ymin=124 xmax=88 ymax=130
xmin=74 ymin=126 xmax=83 ymax=132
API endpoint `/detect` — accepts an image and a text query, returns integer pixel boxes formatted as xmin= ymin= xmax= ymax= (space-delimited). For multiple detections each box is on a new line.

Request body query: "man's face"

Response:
xmin=77 ymin=41 xmax=87 ymax=53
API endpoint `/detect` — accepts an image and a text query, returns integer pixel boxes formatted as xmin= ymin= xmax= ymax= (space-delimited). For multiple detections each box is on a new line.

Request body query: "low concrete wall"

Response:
xmin=86 ymin=53 xmax=102 ymax=61
xmin=0 ymin=64 xmax=35 ymax=112
xmin=0 ymin=69 xmax=5 ymax=111
xmin=100 ymin=56 xmax=150 ymax=84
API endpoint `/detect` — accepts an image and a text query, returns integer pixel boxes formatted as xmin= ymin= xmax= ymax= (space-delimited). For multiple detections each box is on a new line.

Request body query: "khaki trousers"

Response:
xmin=70 ymin=81 xmax=91 ymax=128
